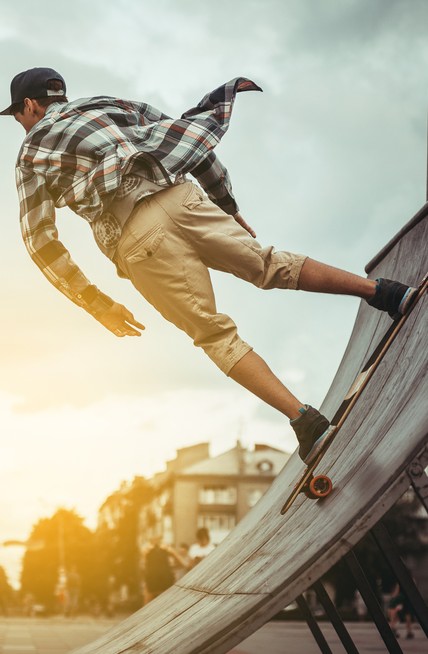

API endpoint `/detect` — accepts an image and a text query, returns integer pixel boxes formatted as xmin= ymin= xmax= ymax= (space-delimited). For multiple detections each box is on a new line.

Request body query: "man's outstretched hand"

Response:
xmin=234 ymin=211 xmax=256 ymax=238
xmin=96 ymin=302 xmax=145 ymax=337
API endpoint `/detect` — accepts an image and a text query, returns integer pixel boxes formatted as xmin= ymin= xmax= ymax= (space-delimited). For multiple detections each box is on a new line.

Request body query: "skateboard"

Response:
xmin=280 ymin=273 xmax=428 ymax=516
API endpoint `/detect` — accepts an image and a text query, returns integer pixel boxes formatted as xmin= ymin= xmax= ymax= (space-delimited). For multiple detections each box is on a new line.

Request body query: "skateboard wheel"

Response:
xmin=308 ymin=475 xmax=333 ymax=498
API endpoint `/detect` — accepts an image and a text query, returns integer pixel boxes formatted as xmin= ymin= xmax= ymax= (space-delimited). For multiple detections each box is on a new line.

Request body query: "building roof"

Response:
xmin=177 ymin=442 xmax=289 ymax=478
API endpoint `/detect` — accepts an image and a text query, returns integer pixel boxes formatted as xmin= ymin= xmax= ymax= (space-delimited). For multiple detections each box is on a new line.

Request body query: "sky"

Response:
xmin=0 ymin=0 xmax=427 ymax=588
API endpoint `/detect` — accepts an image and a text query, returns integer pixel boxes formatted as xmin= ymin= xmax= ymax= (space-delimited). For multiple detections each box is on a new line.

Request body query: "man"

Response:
xmin=388 ymin=583 xmax=415 ymax=639
xmin=142 ymin=537 xmax=187 ymax=604
xmin=188 ymin=528 xmax=215 ymax=567
xmin=2 ymin=67 xmax=418 ymax=464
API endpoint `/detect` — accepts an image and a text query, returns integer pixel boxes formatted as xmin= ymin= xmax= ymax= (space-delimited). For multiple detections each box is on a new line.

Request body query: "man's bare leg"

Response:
xmin=229 ymin=351 xmax=304 ymax=420
xmin=229 ymin=261 xmax=377 ymax=420
xmin=229 ymin=259 xmax=416 ymax=462
xmin=298 ymin=258 xmax=377 ymax=298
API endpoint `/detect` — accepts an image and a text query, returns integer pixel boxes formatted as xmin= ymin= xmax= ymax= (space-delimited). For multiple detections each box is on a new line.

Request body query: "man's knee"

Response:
xmin=248 ymin=250 xmax=307 ymax=291
xmin=193 ymin=318 xmax=252 ymax=375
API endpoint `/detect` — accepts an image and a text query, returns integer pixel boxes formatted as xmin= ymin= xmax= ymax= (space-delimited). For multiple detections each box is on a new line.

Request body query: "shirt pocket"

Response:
xmin=123 ymin=223 xmax=165 ymax=264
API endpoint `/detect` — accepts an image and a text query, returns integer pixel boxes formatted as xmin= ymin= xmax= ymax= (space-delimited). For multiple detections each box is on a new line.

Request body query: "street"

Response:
xmin=0 ymin=618 xmax=426 ymax=653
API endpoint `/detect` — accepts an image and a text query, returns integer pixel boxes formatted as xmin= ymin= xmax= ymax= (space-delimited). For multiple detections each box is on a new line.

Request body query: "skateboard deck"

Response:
xmin=280 ymin=272 xmax=428 ymax=516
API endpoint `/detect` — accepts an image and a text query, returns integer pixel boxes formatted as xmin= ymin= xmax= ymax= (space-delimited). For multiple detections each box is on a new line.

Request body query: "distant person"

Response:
xmin=354 ymin=590 xmax=367 ymax=622
xmin=172 ymin=543 xmax=192 ymax=581
xmin=189 ymin=528 xmax=215 ymax=567
xmin=142 ymin=538 xmax=187 ymax=603
xmin=387 ymin=583 xmax=414 ymax=639
xmin=65 ymin=565 xmax=81 ymax=617
xmin=22 ymin=592 xmax=35 ymax=617
xmin=2 ymin=68 xmax=419 ymax=464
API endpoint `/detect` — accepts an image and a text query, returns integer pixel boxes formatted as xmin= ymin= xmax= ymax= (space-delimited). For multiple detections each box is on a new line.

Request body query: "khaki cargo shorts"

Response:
xmin=114 ymin=182 xmax=306 ymax=375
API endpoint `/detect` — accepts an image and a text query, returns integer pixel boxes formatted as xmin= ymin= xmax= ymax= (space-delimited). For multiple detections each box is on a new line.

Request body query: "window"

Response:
xmin=199 ymin=485 xmax=237 ymax=505
xmin=256 ymin=459 xmax=273 ymax=473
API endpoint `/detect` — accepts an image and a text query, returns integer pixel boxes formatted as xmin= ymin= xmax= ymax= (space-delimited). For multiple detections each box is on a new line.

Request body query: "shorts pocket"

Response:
xmin=123 ymin=224 xmax=165 ymax=264
xmin=181 ymin=183 xmax=204 ymax=210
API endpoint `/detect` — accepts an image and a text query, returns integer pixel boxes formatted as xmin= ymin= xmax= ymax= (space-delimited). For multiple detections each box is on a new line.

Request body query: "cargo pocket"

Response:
xmin=123 ymin=224 xmax=165 ymax=265
xmin=181 ymin=183 xmax=204 ymax=210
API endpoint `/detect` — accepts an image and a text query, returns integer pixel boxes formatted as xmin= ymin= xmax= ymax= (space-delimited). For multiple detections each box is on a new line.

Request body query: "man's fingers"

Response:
xmin=112 ymin=325 xmax=141 ymax=337
xmin=123 ymin=309 xmax=145 ymax=330
xmin=234 ymin=213 xmax=256 ymax=238
xmin=97 ymin=303 xmax=145 ymax=336
xmin=127 ymin=317 xmax=146 ymax=330
xmin=104 ymin=317 xmax=144 ymax=337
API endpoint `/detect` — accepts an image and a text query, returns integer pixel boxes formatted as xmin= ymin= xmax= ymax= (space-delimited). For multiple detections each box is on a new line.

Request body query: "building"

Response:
xmin=138 ymin=441 xmax=290 ymax=549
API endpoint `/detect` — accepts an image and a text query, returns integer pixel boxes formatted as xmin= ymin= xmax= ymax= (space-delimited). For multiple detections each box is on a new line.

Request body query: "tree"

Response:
xmin=20 ymin=508 xmax=97 ymax=613
xmin=96 ymin=476 xmax=153 ymax=611
xmin=0 ymin=566 xmax=14 ymax=615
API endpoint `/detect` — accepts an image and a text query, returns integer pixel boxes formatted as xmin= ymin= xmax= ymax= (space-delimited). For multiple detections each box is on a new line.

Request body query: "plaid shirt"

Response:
xmin=16 ymin=77 xmax=261 ymax=317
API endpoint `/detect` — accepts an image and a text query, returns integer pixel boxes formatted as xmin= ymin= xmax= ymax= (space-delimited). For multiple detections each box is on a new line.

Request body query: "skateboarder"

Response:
xmin=2 ymin=68 xmax=418 ymax=465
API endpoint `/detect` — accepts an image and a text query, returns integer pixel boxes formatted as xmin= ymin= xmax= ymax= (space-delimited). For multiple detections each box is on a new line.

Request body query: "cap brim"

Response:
xmin=0 ymin=105 xmax=13 ymax=116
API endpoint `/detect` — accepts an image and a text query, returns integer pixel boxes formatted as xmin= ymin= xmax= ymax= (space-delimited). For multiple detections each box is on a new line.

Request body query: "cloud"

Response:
xmin=2 ymin=0 xmax=426 ymax=412
xmin=285 ymin=0 xmax=428 ymax=52
xmin=0 ymin=0 xmax=281 ymax=107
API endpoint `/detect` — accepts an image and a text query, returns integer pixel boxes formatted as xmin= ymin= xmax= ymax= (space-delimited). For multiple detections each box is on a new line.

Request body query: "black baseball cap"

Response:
xmin=0 ymin=67 xmax=66 ymax=115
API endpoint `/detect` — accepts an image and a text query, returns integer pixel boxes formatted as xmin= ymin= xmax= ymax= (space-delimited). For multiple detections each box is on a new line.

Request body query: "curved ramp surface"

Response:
xmin=74 ymin=207 xmax=428 ymax=654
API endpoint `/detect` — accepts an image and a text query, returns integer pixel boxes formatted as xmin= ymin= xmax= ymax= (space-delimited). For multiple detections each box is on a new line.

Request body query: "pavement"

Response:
xmin=0 ymin=617 xmax=425 ymax=653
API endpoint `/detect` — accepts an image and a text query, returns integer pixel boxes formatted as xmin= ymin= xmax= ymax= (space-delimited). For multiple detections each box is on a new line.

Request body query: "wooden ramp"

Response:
xmin=74 ymin=207 xmax=428 ymax=654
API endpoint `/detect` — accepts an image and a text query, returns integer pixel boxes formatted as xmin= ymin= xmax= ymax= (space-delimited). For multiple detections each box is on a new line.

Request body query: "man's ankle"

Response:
xmin=289 ymin=404 xmax=308 ymax=422
xmin=362 ymin=279 xmax=377 ymax=300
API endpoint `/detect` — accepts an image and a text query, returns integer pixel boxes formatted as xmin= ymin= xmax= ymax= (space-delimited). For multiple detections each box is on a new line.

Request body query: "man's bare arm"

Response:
xmin=234 ymin=211 xmax=256 ymax=238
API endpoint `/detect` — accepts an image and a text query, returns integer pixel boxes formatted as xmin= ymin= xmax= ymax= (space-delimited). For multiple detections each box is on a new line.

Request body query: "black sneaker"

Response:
xmin=290 ymin=405 xmax=331 ymax=464
xmin=367 ymin=278 xmax=418 ymax=320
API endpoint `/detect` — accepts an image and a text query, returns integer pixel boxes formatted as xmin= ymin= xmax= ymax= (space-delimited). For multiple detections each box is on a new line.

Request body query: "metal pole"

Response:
xmin=372 ymin=522 xmax=428 ymax=637
xmin=345 ymin=551 xmax=404 ymax=654
xmin=295 ymin=594 xmax=333 ymax=654
xmin=312 ymin=581 xmax=359 ymax=654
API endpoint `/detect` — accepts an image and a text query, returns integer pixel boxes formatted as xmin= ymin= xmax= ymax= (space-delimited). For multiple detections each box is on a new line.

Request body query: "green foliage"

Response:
xmin=0 ymin=566 xmax=14 ymax=613
xmin=20 ymin=508 xmax=97 ymax=612
xmin=19 ymin=476 xmax=154 ymax=613
xmin=96 ymin=476 xmax=153 ymax=611
xmin=0 ymin=566 xmax=13 ymax=593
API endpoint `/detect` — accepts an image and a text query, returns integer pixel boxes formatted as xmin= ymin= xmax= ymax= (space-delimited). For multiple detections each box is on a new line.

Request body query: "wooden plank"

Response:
xmin=72 ymin=211 xmax=428 ymax=654
xmin=365 ymin=201 xmax=428 ymax=273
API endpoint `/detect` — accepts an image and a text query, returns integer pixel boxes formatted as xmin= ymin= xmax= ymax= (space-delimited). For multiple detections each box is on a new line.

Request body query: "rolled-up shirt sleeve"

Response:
xmin=16 ymin=165 xmax=114 ymax=317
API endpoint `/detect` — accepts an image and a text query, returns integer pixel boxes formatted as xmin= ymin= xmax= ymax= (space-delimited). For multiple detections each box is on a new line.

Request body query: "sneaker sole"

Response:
xmin=303 ymin=425 xmax=336 ymax=465
xmin=391 ymin=286 xmax=418 ymax=320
